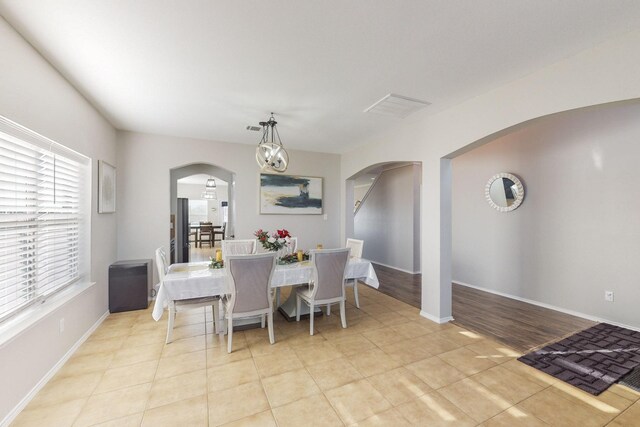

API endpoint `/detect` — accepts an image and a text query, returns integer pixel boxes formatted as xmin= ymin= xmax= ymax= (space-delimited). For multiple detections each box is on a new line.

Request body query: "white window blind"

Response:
xmin=0 ymin=116 xmax=90 ymax=323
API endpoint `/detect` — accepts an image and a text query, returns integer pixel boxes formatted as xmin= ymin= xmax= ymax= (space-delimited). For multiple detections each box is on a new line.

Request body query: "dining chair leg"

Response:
xmin=218 ymin=300 xmax=225 ymax=335
xmin=295 ymin=295 xmax=301 ymax=322
xmin=261 ymin=314 xmax=266 ymax=329
xmin=227 ymin=317 xmax=233 ymax=353
xmin=326 ymin=304 xmax=331 ymax=316
xmin=268 ymin=312 xmax=275 ymax=344
xmin=340 ymin=300 xmax=347 ymax=329
xmin=166 ymin=301 xmax=175 ymax=344
xmin=310 ymin=303 xmax=315 ymax=336
xmin=212 ymin=302 xmax=221 ymax=334
xmin=353 ymin=281 xmax=360 ymax=309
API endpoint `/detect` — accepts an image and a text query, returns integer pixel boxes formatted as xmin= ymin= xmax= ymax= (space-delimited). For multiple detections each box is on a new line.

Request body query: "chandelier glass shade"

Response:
xmin=205 ymin=177 xmax=217 ymax=189
xmin=255 ymin=113 xmax=289 ymax=173
xmin=202 ymin=176 xmax=217 ymax=199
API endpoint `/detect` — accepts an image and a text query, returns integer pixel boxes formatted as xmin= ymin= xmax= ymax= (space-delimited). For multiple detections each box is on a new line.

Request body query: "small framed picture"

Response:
xmin=98 ymin=160 xmax=116 ymax=213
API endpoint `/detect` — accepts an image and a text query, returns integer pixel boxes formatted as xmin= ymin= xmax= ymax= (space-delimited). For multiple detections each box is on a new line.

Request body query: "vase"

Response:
xmin=275 ymin=247 xmax=288 ymax=259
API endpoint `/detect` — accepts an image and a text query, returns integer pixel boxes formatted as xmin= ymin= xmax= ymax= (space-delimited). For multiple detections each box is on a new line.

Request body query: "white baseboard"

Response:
xmin=453 ymin=280 xmax=640 ymax=332
xmin=1 ymin=311 xmax=109 ymax=427
xmin=420 ymin=310 xmax=454 ymax=324
xmin=371 ymin=261 xmax=420 ymax=275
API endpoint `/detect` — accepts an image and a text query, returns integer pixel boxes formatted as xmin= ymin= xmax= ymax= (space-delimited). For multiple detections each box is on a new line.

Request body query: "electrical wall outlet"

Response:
xmin=605 ymin=291 xmax=614 ymax=302
xmin=59 ymin=318 xmax=65 ymax=333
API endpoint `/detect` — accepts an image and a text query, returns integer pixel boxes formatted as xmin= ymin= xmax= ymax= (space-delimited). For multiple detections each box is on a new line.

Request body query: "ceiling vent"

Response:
xmin=246 ymin=125 xmax=261 ymax=131
xmin=364 ymin=93 xmax=430 ymax=118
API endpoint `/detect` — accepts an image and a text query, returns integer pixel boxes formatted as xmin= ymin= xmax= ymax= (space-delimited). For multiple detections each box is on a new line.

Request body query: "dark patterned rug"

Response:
xmin=518 ymin=323 xmax=640 ymax=395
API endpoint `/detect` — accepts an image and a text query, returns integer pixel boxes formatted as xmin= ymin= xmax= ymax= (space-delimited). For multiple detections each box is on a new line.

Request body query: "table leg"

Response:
xmin=277 ymin=285 xmax=323 ymax=321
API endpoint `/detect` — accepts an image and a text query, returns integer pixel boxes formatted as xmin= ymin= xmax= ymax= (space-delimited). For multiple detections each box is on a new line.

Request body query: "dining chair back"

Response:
xmin=222 ymin=239 xmax=257 ymax=260
xmin=287 ymin=237 xmax=298 ymax=254
xmin=213 ymin=222 xmax=226 ymax=245
xmin=188 ymin=227 xmax=198 ymax=247
xmin=224 ymin=253 xmax=277 ymax=352
xmin=226 ymin=253 xmax=276 ymax=314
xmin=311 ymin=248 xmax=350 ymax=301
xmin=295 ymin=248 xmax=350 ymax=335
xmin=155 ymin=247 xmax=167 ymax=282
xmin=199 ymin=223 xmax=214 ymax=248
xmin=345 ymin=238 xmax=364 ymax=258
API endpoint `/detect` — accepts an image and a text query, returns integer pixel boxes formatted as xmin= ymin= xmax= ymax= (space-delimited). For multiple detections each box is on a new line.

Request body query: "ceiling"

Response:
xmin=2 ymin=1 xmax=640 ymax=153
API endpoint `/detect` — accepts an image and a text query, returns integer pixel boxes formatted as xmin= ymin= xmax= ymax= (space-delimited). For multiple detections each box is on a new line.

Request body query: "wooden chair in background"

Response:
xmin=199 ymin=222 xmax=213 ymax=248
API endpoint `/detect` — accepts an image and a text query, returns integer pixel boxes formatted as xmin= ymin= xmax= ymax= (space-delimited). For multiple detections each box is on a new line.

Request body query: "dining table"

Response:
xmin=152 ymin=257 xmax=380 ymax=327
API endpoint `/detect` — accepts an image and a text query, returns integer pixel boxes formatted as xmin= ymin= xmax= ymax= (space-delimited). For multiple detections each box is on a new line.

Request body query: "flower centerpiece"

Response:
xmin=278 ymin=252 xmax=310 ymax=265
xmin=254 ymin=228 xmax=292 ymax=253
xmin=209 ymin=258 xmax=224 ymax=269
xmin=209 ymin=249 xmax=224 ymax=269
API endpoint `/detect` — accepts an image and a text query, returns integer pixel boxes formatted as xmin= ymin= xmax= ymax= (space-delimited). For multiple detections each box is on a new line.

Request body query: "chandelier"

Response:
xmin=202 ymin=176 xmax=217 ymax=199
xmin=255 ymin=113 xmax=289 ymax=173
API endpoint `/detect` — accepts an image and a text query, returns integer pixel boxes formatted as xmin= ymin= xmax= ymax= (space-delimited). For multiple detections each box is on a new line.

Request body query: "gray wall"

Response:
xmin=117 ymin=130 xmax=342 ymax=265
xmin=0 ymin=17 xmax=117 ymax=422
xmin=354 ymin=164 xmax=421 ymax=273
xmin=452 ymin=101 xmax=640 ymax=329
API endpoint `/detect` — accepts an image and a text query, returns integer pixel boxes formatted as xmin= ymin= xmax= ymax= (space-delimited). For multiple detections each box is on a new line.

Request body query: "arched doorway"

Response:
xmin=345 ymin=161 xmax=422 ymax=306
xmin=170 ymin=163 xmax=236 ymax=263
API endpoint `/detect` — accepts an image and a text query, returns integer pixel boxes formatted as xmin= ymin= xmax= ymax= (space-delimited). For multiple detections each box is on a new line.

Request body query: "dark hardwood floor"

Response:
xmin=372 ymin=263 xmax=596 ymax=353
xmin=373 ymin=263 xmax=421 ymax=309
xmin=451 ymin=283 xmax=596 ymax=353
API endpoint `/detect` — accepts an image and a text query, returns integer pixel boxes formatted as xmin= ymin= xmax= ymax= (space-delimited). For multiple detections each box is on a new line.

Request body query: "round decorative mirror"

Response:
xmin=485 ymin=173 xmax=524 ymax=212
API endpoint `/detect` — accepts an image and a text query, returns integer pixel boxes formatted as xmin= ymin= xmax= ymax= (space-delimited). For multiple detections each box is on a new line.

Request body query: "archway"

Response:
xmin=345 ymin=161 xmax=422 ymax=306
xmin=170 ymin=163 xmax=236 ymax=263
xmin=446 ymin=100 xmax=640 ymax=348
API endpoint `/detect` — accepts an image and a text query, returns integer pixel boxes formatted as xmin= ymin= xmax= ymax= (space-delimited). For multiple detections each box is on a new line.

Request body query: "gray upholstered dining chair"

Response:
xmin=296 ymin=248 xmax=350 ymax=335
xmin=222 ymin=253 xmax=277 ymax=353
xmin=155 ymin=247 xmax=219 ymax=344
xmin=326 ymin=238 xmax=364 ymax=315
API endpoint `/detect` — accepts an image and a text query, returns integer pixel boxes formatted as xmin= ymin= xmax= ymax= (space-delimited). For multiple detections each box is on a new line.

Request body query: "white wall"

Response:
xmin=0 ymin=17 xmax=117 ymax=422
xmin=341 ymin=29 xmax=640 ymax=322
xmin=453 ymin=101 xmax=640 ymax=329
xmin=117 ymin=131 xmax=341 ymax=264
xmin=354 ymin=165 xmax=420 ymax=272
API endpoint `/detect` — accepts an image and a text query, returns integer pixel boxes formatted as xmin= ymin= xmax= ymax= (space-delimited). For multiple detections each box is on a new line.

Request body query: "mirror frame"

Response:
xmin=485 ymin=172 xmax=524 ymax=212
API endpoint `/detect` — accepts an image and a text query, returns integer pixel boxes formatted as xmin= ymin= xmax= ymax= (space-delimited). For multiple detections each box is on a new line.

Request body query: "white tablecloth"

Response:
xmin=152 ymin=258 xmax=379 ymax=320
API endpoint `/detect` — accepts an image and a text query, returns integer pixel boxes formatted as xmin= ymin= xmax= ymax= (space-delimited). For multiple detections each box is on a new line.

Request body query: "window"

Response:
xmin=188 ymin=199 xmax=208 ymax=224
xmin=0 ymin=116 xmax=90 ymax=323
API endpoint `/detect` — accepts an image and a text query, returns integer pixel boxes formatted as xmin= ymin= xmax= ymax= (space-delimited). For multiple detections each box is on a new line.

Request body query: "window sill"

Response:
xmin=0 ymin=281 xmax=97 ymax=348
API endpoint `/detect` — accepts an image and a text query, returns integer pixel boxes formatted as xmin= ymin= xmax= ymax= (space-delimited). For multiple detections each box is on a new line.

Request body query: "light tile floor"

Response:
xmin=11 ymin=286 xmax=640 ymax=426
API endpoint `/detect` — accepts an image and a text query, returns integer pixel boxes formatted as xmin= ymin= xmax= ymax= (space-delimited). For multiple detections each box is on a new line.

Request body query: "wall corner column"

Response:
xmin=420 ymin=157 xmax=453 ymax=323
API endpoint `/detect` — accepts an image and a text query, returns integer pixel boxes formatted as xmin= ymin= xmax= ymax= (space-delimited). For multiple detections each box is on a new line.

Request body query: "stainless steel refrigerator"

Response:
xmin=176 ymin=197 xmax=190 ymax=263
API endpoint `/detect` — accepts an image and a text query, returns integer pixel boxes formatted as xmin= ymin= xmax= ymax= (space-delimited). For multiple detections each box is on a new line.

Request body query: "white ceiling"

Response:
xmin=2 ymin=1 xmax=640 ymax=153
